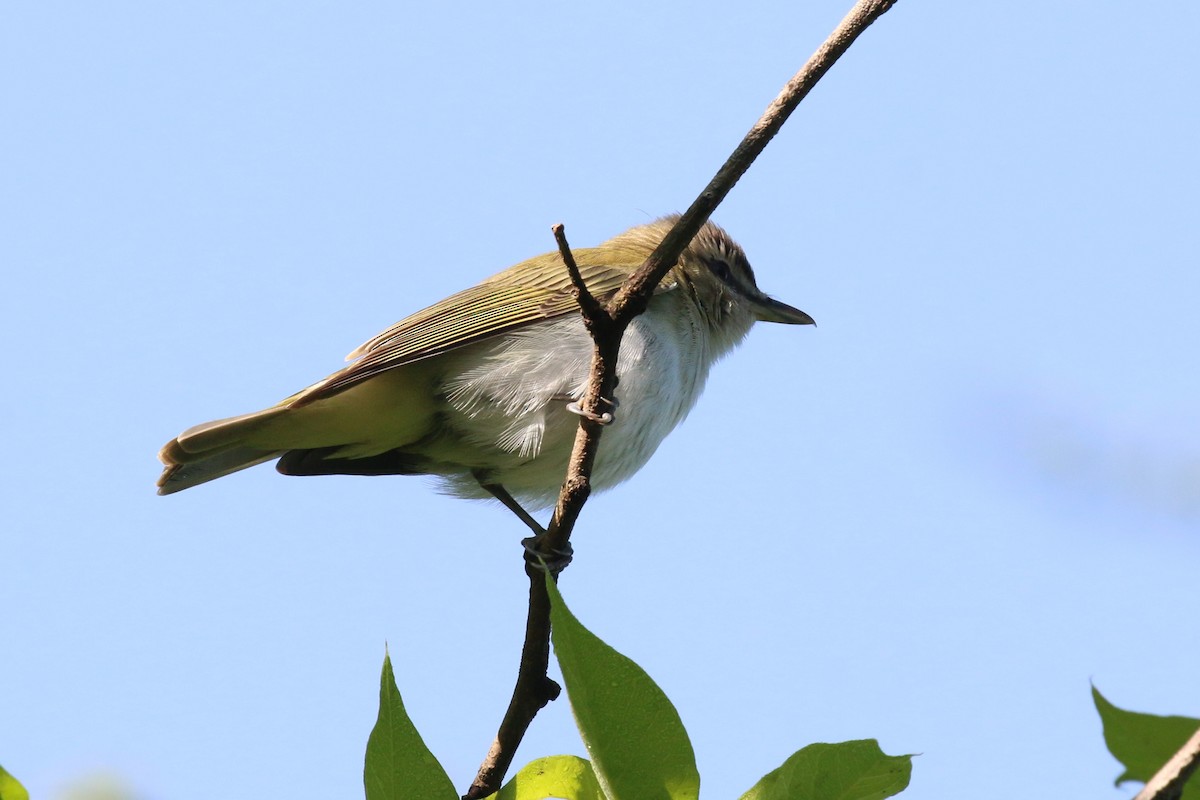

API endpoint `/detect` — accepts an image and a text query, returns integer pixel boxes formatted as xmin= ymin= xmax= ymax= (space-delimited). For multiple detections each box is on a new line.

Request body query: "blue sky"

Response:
xmin=2 ymin=1 xmax=1197 ymax=798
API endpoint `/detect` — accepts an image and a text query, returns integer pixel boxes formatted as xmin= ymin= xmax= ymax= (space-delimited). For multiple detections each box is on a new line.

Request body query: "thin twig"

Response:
xmin=464 ymin=227 xmax=610 ymax=798
xmin=553 ymin=223 xmax=606 ymax=324
xmin=464 ymin=2 xmax=899 ymax=796
xmin=610 ymin=0 xmax=900 ymax=325
xmin=1134 ymin=724 xmax=1200 ymax=800
xmin=550 ymin=0 xmax=900 ymax=583
xmin=463 ymin=564 xmax=561 ymax=799
xmin=543 ymin=224 xmax=619 ymax=553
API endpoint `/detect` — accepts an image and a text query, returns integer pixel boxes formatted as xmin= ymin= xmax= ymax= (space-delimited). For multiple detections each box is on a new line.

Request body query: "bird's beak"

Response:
xmin=752 ymin=296 xmax=815 ymax=325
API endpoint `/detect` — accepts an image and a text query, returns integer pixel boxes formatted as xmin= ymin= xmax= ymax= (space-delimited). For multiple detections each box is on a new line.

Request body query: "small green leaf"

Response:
xmin=0 ymin=765 xmax=30 ymax=800
xmin=491 ymin=755 xmax=606 ymax=800
xmin=1093 ymin=685 xmax=1200 ymax=798
xmin=738 ymin=740 xmax=911 ymax=800
xmin=364 ymin=649 xmax=457 ymax=800
xmin=546 ymin=575 xmax=699 ymax=800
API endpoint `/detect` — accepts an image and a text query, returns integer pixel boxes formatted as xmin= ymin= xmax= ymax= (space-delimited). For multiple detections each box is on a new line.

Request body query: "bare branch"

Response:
xmin=553 ymin=223 xmax=606 ymax=325
xmin=543 ymin=222 xmax=620 ymax=553
xmin=611 ymin=0 xmax=900 ymax=324
xmin=549 ymin=0 xmax=901 ymax=570
xmin=463 ymin=566 xmax=561 ymax=800
xmin=465 ymin=2 xmax=900 ymax=796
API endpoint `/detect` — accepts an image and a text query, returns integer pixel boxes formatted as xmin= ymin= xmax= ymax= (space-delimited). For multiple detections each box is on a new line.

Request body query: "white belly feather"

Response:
xmin=435 ymin=294 xmax=726 ymax=508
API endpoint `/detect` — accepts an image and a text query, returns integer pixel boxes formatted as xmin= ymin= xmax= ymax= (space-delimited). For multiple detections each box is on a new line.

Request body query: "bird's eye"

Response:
xmin=710 ymin=259 xmax=733 ymax=283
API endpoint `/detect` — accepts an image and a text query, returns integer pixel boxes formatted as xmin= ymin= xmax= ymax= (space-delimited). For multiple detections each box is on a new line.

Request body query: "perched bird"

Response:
xmin=157 ymin=216 xmax=813 ymax=522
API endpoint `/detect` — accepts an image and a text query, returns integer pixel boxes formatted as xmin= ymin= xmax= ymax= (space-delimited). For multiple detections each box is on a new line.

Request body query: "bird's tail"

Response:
xmin=156 ymin=407 xmax=288 ymax=495
xmin=157 ymin=364 xmax=443 ymax=494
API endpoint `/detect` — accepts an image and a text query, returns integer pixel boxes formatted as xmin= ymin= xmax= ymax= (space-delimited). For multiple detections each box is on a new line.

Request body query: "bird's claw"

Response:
xmin=523 ymin=535 xmax=574 ymax=576
xmin=566 ymin=396 xmax=619 ymax=425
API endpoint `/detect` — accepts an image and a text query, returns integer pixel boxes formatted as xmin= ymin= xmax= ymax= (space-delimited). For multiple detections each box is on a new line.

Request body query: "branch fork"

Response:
xmin=464 ymin=2 xmax=899 ymax=796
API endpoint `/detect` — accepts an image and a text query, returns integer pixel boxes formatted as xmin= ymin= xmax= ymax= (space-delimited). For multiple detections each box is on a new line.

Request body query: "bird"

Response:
xmin=157 ymin=216 xmax=813 ymax=526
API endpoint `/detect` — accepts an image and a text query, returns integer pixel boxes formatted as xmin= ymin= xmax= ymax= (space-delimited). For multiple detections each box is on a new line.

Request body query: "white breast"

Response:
xmin=436 ymin=291 xmax=734 ymax=508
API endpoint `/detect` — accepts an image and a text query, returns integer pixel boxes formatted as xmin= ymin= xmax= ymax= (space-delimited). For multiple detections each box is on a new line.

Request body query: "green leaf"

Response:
xmin=546 ymin=575 xmax=699 ymax=800
xmin=0 ymin=765 xmax=30 ymax=800
xmin=1093 ymin=685 xmax=1200 ymax=798
xmin=364 ymin=649 xmax=457 ymax=800
xmin=737 ymin=740 xmax=911 ymax=800
xmin=491 ymin=755 xmax=606 ymax=800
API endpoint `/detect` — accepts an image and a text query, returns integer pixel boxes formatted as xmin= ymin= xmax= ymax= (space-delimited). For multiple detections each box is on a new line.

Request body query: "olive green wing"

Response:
xmin=293 ymin=247 xmax=674 ymax=403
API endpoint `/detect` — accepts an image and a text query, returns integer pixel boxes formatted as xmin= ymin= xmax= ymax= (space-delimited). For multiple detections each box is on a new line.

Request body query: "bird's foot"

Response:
xmin=523 ymin=535 xmax=574 ymax=576
xmin=566 ymin=395 xmax=619 ymax=425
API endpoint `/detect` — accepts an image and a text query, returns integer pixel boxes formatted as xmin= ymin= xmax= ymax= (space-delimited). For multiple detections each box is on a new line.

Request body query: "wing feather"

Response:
xmin=293 ymin=246 xmax=675 ymax=404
